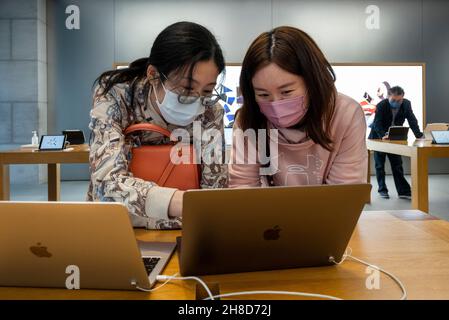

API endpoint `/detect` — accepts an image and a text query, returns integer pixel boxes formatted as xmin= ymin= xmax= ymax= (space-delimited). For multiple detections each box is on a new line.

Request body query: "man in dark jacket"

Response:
xmin=368 ymin=86 xmax=424 ymax=199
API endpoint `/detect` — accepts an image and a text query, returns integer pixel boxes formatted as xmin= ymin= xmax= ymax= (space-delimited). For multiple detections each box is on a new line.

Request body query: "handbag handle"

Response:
xmin=124 ymin=123 xmax=176 ymax=141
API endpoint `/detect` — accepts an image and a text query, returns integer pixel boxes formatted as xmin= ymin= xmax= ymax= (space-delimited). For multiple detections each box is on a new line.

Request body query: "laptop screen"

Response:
xmin=431 ymin=130 xmax=449 ymax=144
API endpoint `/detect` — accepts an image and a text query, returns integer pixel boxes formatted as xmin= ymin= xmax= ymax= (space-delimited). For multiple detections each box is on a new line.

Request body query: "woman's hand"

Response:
xmin=168 ymin=190 xmax=185 ymax=218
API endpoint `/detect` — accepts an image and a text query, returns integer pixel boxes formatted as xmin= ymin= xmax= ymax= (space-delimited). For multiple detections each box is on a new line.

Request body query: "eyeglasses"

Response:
xmin=178 ymin=87 xmax=226 ymax=107
xmin=161 ymin=73 xmax=226 ymax=107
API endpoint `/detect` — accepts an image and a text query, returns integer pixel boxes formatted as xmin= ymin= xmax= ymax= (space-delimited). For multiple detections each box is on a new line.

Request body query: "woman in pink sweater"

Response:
xmin=229 ymin=26 xmax=368 ymax=187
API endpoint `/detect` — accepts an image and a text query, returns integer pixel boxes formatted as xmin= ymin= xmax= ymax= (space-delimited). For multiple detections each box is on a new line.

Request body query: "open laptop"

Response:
xmin=179 ymin=183 xmax=371 ymax=276
xmin=387 ymin=126 xmax=409 ymax=140
xmin=424 ymin=123 xmax=449 ymax=140
xmin=0 ymin=202 xmax=176 ymax=290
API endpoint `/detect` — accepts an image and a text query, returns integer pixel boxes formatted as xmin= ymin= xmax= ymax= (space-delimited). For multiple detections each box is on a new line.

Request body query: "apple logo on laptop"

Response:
xmin=30 ymin=242 xmax=52 ymax=258
xmin=263 ymin=225 xmax=281 ymax=240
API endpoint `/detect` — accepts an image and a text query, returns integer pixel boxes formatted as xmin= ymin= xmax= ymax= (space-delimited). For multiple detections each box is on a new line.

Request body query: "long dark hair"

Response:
xmin=94 ymin=21 xmax=225 ymax=102
xmin=238 ymin=26 xmax=337 ymax=151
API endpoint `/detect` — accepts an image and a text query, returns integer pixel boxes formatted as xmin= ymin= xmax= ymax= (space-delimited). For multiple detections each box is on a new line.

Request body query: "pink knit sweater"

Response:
xmin=229 ymin=93 xmax=368 ymax=187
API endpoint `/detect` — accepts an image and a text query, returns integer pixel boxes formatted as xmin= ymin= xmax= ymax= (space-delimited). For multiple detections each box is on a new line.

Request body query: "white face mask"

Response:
xmin=152 ymin=81 xmax=205 ymax=126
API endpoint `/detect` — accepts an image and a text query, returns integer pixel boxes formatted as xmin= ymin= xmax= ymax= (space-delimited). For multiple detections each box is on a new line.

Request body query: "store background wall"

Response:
xmin=0 ymin=0 xmax=47 ymax=184
xmin=39 ymin=0 xmax=449 ymax=181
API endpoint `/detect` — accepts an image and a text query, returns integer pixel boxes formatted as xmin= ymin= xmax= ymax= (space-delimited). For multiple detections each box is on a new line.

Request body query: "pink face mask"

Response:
xmin=258 ymin=95 xmax=308 ymax=128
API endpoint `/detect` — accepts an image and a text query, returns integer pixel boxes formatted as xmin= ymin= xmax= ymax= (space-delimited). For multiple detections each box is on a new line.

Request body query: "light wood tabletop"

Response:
xmin=0 ymin=209 xmax=448 ymax=300
xmin=0 ymin=144 xmax=89 ymax=201
xmin=367 ymin=138 xmax=449 ymax=213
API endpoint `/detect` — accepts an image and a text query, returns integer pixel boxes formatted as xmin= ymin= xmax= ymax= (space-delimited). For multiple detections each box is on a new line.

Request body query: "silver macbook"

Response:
xmin=424 ymin=123 xmax=449 ymax=140
xmin=0 ymin=201 xmax=176 ymax=290
xmin=179 ymin=183 xmax=371 ymax=276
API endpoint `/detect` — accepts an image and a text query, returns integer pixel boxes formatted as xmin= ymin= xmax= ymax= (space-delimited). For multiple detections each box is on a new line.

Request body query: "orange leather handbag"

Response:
xmin=123 ymin=123 xmax=200 ymax=190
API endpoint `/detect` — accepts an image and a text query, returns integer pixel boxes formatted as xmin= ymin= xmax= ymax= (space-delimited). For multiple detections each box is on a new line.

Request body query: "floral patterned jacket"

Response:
xmin=87 ymin=78 xmax=228 ymax=229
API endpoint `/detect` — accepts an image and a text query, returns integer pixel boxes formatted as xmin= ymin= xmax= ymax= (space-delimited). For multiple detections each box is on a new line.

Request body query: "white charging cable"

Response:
xmin=131 ymin=273 xmax=179 ymax=292
xmin=136 ymin=248 xmax=407 ymax=300
xmin=131 ymin=273 xmax=214 ymax=298
xmin=155 ymin=275 xmax=215 ymax=300
xmin=142 ymin=276 xmax=341 ymax=300
xmin=203 ymin=291 xmax=342 ymax=300
xmin=329 ymin=247 xmax=407 ymax=300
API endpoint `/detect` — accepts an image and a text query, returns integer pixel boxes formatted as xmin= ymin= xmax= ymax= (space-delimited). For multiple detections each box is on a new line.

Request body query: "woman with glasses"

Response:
xmin=88 ymin=22 xmax=227 ymax=229
xmin=229 ymin=26 xmax=368 ymax=188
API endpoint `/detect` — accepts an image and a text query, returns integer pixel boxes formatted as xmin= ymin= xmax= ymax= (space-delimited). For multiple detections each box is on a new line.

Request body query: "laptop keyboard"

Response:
xmin=142 ymin=257 xmax=161 ymax=275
